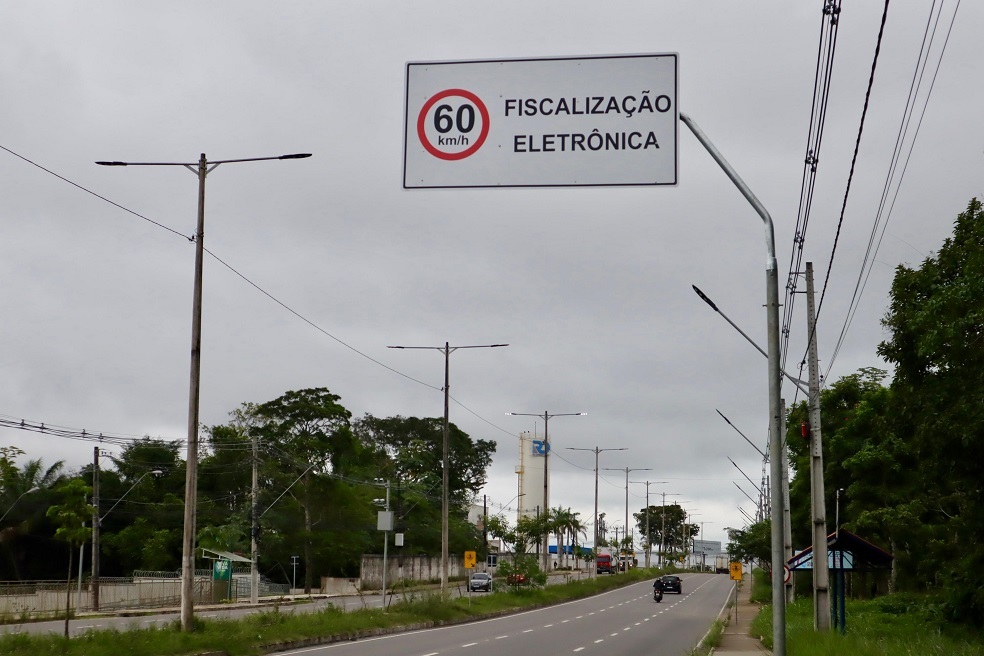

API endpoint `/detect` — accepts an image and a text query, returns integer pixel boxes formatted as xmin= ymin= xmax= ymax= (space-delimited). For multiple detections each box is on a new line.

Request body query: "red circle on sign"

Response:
xmin=417 ymin=88 xmax=490 ymax=161
xmin=783 ymin=565 xmax=791 ymax=583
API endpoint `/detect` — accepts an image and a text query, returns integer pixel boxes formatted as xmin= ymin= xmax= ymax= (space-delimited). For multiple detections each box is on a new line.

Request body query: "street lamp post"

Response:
xmin=388 ymin=342 xmax=507 ymax=595
xmin=507 ymin=411 xmax=586 ymax=570
xmin=92 ymin=468 xmax=162 ymax=611
xmin=658 ymin=493 xmax=682 ymax=567
xmin=698 ymin=521 xmax=715 ymax=571
xmin=97 ymin=151 xmax=312 ymax=631
xmin=681 ymin=113 xmax=786 ymax=655
xmin=683 ymin=512 xmax=702 ymax=562
xmin=567 ymin=446 xmax=626 ymax=575
xmin=604 ymin=466 xmax=650 ymax=570
xmin=630 ymin=480 xmax=667 ymax=569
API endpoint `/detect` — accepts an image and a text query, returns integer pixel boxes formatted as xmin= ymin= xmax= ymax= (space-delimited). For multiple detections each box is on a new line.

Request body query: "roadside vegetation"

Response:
xmin=728 ymin=199 xmax=984 ymax=634
xmin=744 ymin=563 xmax=984 ymax=654
xmin=749 ymin=593 xmax=984 ymax=656
xmin=0 ymin=568 xmax=657 ymax=656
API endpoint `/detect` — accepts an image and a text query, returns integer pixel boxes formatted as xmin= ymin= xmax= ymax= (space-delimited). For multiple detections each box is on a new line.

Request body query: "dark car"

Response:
xmin=469 ymin=572 xmax=493 ymax=592
xmin=661 ymin=575 xmax=682 ymax=594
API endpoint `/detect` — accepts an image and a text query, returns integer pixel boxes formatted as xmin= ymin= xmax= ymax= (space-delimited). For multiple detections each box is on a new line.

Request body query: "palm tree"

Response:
xmin=551 ymin=507 xmax=585 ymax=569
xmin=17 ymin=458 xmax=66 ymax=492
xmin=551 ymin=507 xmax=571 ymax=568
xmin=569 ymin=512 xmax=587 ymax=569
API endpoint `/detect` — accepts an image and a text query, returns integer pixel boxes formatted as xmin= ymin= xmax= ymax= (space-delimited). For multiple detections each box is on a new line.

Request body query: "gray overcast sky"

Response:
xmin=2 ymin=2 xmax=981 ymax=549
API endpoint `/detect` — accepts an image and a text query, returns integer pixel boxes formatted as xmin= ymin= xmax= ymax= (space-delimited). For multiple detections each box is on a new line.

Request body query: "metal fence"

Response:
xmin=0 ymin=570 xmax=287 ymax=618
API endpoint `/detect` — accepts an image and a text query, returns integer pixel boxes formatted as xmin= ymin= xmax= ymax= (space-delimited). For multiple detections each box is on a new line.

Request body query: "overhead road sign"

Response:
xmin=404 ymin=53 xmax=678 ymax=188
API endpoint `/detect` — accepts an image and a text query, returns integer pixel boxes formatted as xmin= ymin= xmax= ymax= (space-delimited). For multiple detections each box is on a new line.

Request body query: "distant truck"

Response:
xmin=596 ymin=548 xmax=613 ymax=574
xmin=715 ymin=555 xmax=730 ymax=574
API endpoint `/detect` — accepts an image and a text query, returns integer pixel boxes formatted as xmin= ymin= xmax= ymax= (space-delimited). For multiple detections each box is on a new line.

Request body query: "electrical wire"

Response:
xmin=780 ymin=0 xmax=843 ymax=377
xmin=815 ymin=0 xmax=892 ymax=322
xmin=824 ymin=0 xmax=962 ymax=380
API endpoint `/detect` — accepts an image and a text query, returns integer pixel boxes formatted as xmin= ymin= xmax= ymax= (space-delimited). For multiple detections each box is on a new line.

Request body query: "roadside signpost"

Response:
xmin=730 ymin=561 xmax=743 ymax=622
xmin=404 ymin=53 xmax=678 ymax=188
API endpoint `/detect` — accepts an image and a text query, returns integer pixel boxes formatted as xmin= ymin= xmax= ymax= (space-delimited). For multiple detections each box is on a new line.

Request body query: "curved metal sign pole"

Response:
xmin=680 ymin=113 xmax=786 ymax=656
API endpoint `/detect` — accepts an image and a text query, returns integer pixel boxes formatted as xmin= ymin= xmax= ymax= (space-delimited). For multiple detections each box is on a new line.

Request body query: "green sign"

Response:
xmin=213 ymin=559 xmax=231 ymax=581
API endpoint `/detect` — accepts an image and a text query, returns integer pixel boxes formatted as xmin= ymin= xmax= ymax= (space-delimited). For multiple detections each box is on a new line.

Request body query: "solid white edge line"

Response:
xmin=692 ymin=575 xmax=735 ymax=654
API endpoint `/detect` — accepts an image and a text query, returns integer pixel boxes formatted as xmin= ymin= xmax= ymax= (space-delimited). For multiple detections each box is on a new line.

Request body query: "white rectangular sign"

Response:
xmin=403 ymin=53 xmax=678 ymax=188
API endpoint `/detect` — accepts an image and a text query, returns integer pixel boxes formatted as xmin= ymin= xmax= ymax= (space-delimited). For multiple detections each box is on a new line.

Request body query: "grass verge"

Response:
xmin=689 ymin=618 xmax=725 ymax=656
xmin=749 ymin=592 xmax=984 ymax=655
xmin=0 ymin=569 xmax=657 ymax=656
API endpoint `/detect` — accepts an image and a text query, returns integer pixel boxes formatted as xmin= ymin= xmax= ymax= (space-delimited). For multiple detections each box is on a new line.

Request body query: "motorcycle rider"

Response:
xmin=653 ymin=577 xmax=665 ymax=601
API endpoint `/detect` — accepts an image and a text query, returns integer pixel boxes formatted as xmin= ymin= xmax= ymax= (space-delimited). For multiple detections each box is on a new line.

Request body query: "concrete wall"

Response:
xmin=360 ymin=553 xmax=526 ymax=590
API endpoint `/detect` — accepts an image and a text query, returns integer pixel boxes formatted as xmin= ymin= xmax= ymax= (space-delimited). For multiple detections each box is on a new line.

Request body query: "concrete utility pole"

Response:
xmin=389 ymin=342 xmax=507 ymax=595
xmin=91 ymin=447 xmax=100 ymax=611
xmin=630 ymin=479 xmax=666 ymax=569
xmin=806 ymin=262 xmax=831 ymax=629
xmin=781 ymin=398 xmax=794 ymax=603
xmin=507 ymin=411 xmax=586 ymax=570
xmin=251 ymin=428 xmax=260 ymax=605
xmin=97 ymin=151 xmax=311 ymax=631
xmin=567 ymin=446 xmax=626 ymax=573
xmin=605 ymin=466 xmax=651 ymax=567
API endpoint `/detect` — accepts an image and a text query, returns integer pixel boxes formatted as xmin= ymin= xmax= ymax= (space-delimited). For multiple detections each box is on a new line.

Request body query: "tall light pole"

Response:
xmin=630 ymin=480 xmax=667 ymax=569
xmin=658 ymin=493 xmax=682 ymax=567
xmin=698 ymin=520 xmax=715 ymax=571
xmin=92 ymin=468 xmax=162 ymax=610
xmin=567 ymin=446 xmax=626 ymax=574
xmin=686 ymin=511 xmax=701 ymax=568
xmin=507 ymin=411 xmax=586 ymax=570
xmin=604 ymin=466 xmax=650 ymax=568
xmin=97 ymin=151 xmax=312 ymax=631
xmin=389 ymin=342 xmax=507 ymax=594
xmin=681 ymin=113 xmax=786 ymax=655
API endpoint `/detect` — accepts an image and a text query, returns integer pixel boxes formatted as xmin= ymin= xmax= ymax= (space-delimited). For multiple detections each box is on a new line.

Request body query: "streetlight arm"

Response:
xmin=679 ymin=113 xmax=776 ymax=265
xmin=96 ymin=154 xmax=312 ymax=167
xmin=261 ymin=465 xmax=315 ymax=518
xmin=100 ymin=472 xmax=161 ymax=523
xmin=716 ymin=409 xmax=768 ymax=459
xmin=693 ymin=286 xmax=809 ymax=395
xmin=0 ymin=486 xmax=40 ymax=523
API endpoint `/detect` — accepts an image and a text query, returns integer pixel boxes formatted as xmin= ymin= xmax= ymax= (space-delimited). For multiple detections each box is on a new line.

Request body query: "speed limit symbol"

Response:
xmin=416 ymin=89 xmax=490 ymax=161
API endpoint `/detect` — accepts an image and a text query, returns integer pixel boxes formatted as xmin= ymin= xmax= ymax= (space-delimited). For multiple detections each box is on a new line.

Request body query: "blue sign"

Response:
xmin=531 ymin=440 xmax=551 ymax=456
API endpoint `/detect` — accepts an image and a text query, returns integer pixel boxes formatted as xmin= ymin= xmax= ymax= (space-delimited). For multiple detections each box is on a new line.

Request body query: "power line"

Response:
xmin=824 ymin=0 xmax=962 ymax=379
xmin=780 ymin=0 xmax=843 ymax=372
xmin=815 ymin=0 xmax=891 ymax=321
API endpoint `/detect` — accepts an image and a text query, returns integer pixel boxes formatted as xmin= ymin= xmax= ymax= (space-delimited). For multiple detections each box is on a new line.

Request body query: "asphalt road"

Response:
xmin=1 ymin=572 xmax=733 ymax=655
xmin=277 ymin=573 xmax=732 ymax=656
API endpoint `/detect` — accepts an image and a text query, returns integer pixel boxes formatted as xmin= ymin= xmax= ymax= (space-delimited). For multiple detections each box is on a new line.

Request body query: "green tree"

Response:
xmin=353 ymin=415 xmax=496 ymax=505
xmin=46 ymin=479 xmax=92 ymax=637
xmin=784 ymin=368 xmax=891 ymax=552
xmin=254 ymin=388 xmax=354 ymax=592
xmin=877 ymin=198 xmax=984 ymax=625
xmin=727 ymin=521 xmax=771 ymax=566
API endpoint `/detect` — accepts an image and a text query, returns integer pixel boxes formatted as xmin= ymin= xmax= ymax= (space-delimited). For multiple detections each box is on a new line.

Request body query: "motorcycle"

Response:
xmin=654 ymin=588 xmax=663 ymax=603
